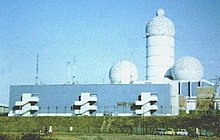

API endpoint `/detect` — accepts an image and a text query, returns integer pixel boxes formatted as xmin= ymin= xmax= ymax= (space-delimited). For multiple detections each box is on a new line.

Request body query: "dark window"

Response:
xmin=188 ymin=82 xmax=191 ymax=97
xmin=178 ymin=82 xmax=181 ymax=95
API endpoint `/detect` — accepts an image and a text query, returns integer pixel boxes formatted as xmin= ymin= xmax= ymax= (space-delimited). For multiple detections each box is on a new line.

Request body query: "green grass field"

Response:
xmin=40 ymin=133 xmax=220 ymax=140
xmin=0 ymin=115 xmax=219 ymax=139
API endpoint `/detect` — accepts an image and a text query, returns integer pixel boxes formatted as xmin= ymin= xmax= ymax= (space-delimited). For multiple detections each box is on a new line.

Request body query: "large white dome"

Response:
xmin=109 ymin=60 xmax=138 ymax=84
xmin=172 ymin=56 xmax=203 ymax=80
xmin=146 ymin=9 xmax=175 ymax=37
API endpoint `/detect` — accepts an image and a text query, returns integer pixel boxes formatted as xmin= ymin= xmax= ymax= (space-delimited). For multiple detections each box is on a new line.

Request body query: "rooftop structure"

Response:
xmin=145 ymin=9 xmax=175 ymax=81
xmin=109 ymin=60 xmax=138 ymax=84
xmin=146 ymin=9 xmax=175 ymax=37
xmin=172 ymin=56 xmax=204 ymax=80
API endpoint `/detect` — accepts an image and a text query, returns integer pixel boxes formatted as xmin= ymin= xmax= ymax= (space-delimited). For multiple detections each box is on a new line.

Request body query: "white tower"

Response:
xmin=145 ymin=9 xmax=175 ymax=81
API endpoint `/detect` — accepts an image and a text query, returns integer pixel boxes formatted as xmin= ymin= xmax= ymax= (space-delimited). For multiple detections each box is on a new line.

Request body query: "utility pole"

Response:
xmin=67 ymin=61 xmax=70 ymax=84
xmin=72 ymin=58 xmax=76 ymax=84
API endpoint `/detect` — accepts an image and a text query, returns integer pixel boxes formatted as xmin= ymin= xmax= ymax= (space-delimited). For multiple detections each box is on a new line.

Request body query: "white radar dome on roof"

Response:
xmin=109 ymin=60 xmax=138 ymax=84
xmin=146 ymin=9 xmax=175 ymax=37
xmin=172 ymin=56 xmax=204 ymax=80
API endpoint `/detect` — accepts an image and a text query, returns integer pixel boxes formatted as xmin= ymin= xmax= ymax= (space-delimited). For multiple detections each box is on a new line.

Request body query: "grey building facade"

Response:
xmin=9 ymin=84 xmax=171 ymax=116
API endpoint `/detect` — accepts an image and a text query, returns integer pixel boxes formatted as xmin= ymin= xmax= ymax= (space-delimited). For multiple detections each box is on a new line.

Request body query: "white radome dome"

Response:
xmin=109 ymin=60 xmax=138 ymax=84
xmin=146 ymin=9 xmax=175 ymax=37
xmin=172 ymin=56 xmax=203 ymax=80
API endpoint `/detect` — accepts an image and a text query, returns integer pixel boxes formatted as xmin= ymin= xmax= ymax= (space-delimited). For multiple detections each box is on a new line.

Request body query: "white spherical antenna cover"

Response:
xmin=172 ymin=56 xmax=204 ymax=80
xmin=146 ymin=9 xmax=175 ymax=37
xmin=109 ymin=60 xmax=138 ymax=84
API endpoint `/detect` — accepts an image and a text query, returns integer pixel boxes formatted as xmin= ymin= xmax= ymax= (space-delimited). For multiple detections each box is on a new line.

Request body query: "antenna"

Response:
xmin=67 ymin=61 xmax=70 ymax=84
xmin=35 ymin=54 xmax=39 ymax=85
xmin=129 ymin=53 xmax=133 ymax=84
xmin=72 ymin=58 xmax=76 ymax=84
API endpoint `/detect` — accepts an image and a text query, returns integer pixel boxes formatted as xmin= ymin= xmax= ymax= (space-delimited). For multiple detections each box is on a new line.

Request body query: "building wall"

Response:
xmin=177 ymin=80 xmax=214 ymax=97
xmin=0 ymin=104 xmax=8 ymax=114
xmin=9 ymin=84 xmax=171 ymax=115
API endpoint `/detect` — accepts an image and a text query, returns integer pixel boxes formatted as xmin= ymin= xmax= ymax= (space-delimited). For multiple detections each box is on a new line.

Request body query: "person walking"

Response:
xmin=48 ymin=125 xmax=53 ymax=134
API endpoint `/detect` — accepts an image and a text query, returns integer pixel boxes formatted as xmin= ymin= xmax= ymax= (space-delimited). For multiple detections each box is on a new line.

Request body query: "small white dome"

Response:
xmin=172 ymin=56 xmax=204 ymax=80
xmin=156 ymin=9 xmax=165 ymax=16
xmin=146 ymin=9 xmax=175 ymax=37
xmin=109 ymin=60 xmax=138 ymax=84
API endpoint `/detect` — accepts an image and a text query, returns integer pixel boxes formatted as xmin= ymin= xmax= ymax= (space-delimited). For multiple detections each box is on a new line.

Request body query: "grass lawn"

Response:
xmin=1 ymin=132 xmax=219 ymax=140
xmin=42 ymin=133 xmax=219 ymax=140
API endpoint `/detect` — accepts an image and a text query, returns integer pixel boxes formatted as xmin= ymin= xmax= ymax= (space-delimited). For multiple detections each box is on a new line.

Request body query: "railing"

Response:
xmin=135 ymin=101 xmax=158 ymax=116
xmin=135 ymin=95 xmax=158 ymax=106
xmin=149 ymin=96 xmax=158 ymax=102
xmin=80 ymin=103 xmax=97 ymax=115
xmin=150 ymin=105 xmax=158 ymax=110
xmin=74 ymin=96 xmax=97 ymax=106
xmin=15 ymin=97 xmax=39 ymax=106
xmin=20 ymin=105 xmax=39 ymax=115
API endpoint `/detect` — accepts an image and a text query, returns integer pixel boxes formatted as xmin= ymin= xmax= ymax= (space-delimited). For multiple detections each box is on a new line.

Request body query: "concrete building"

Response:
xmin=0 ymin=104 xmax=8 ymax=115
xmin=9 ymin=84 xmax=171 ymax=116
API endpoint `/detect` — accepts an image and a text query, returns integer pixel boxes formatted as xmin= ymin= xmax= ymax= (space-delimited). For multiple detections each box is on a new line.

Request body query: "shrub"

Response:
xmin=21 ymin=134 xmax=41 ymax=140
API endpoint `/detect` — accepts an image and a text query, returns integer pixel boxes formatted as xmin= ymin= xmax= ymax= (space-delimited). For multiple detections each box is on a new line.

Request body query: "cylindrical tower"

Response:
xmin=145 ymin=9 xmax=175 ymax=81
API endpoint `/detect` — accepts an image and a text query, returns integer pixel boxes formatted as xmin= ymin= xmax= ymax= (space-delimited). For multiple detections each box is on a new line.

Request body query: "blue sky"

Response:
xmin=0 ymin=0 xmax=220 ymax=104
